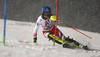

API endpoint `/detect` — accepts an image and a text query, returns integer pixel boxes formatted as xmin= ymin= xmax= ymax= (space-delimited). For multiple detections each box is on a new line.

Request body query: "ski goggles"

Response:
xmin=43 ymin=13 xmax=51 ymax=16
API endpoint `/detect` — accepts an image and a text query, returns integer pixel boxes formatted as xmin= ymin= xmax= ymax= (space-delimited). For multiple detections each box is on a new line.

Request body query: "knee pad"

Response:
xmin=45 ymin=32 xmax=50 ymax=38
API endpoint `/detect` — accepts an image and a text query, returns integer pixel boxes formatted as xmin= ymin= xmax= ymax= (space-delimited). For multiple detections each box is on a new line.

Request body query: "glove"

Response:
xmin=33 ymin=37 xmax=37 ymax=45
xmin=50 ymin=16 xmax=60 ymax=21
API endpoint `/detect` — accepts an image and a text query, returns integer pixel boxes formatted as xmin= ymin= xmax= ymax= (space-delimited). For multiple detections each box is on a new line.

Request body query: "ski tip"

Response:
xmin=89 ymin=37 xmax=92 ymax=39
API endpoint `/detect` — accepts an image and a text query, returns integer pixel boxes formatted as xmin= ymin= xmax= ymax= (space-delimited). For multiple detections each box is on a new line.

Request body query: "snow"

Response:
xmin=0 ymin=19 xmax=100 ymax=57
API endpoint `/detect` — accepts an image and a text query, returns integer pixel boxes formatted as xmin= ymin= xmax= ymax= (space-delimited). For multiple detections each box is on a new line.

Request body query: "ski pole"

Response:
xmin=58 ymin=20 xmax=92 ymax=39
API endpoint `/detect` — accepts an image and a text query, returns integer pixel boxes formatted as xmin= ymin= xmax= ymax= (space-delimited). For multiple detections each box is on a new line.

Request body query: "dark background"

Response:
xmin=0 ymin=0 xmax=100 ymax=33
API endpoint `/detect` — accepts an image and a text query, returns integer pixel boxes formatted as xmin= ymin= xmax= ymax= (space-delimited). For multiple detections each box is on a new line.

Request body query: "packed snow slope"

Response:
xmin=0 ymin=0 xmax=100 ymax=33
xmin=0 ymin=19 xmax=100 ymax=57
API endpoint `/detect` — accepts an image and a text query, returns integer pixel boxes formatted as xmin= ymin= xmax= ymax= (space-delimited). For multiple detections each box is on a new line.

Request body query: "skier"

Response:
xmin=33 ymin=6 xmax=88 ymax=50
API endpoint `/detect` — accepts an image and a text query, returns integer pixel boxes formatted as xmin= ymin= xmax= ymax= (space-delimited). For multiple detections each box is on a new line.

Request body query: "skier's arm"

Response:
xmin=50 ymin=16 xmax=60 ymax=24
xmin=33 ymin=22 xmax=40 ymax=45
xmin=33 ymin=23 xmax=40 ymax=37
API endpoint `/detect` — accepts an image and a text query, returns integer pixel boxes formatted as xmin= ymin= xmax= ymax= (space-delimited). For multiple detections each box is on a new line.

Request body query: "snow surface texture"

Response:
xmin=0 ymin=19 xmax=100 ymax=57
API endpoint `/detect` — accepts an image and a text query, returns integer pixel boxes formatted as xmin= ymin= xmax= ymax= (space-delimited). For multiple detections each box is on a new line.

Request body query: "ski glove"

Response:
xmin=50 ymin=16 xmax=60 ymax=21
xmin=33 ymin=37 xmax=37 ymax=45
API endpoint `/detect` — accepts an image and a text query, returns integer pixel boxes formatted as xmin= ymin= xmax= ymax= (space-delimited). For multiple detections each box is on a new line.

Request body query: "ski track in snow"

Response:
xmin=0 ymin=19 xmax=100 ymax=57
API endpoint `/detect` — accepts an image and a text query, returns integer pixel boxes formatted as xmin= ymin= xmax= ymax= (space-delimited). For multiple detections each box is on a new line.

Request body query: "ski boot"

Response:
xmin=63 ymin=43 xmax=70 ymax=48
xmin=63 ymin=42 xmax=76 ymax=49
xmin=79 ymin=44 xmax=89 ymax=50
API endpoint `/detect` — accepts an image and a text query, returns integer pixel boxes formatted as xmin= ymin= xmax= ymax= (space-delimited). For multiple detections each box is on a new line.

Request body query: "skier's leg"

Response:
xmin=44 ymin=32 xmax=88 ymax=49
xmin=45 ymin=32 xmax=63 ymax=44
xmin=42 ymin=27 xmax=66 ymax=44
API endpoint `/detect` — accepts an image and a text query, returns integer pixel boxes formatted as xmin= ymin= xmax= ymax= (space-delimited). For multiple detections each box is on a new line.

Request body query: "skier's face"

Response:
xmin=43 ymin=12 xmax=51 ymax=19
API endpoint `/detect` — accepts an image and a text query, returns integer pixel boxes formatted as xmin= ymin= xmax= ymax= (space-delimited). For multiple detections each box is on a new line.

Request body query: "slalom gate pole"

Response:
xmin=53 ymin=0 xmax=58 ymax=46
xmin=3 ymin=0 xmax=7 ymax=45
xmin=58 ymin=20 xmax=92 ymax=39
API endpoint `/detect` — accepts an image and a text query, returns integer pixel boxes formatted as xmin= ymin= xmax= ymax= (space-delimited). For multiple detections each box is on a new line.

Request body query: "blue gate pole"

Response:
xmin=3 ymin=0 xmax=7 ymax=45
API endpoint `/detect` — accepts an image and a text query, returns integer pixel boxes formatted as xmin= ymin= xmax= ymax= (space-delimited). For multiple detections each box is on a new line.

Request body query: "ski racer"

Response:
xmin=33 ymin=6 xmax=88 ymax=49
